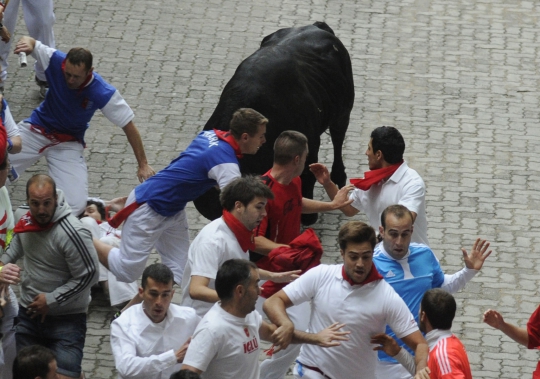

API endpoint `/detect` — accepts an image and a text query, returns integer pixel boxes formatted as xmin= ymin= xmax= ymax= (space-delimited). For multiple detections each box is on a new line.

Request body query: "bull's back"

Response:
xmin=204 ymin=23 xmax=353 ymax=135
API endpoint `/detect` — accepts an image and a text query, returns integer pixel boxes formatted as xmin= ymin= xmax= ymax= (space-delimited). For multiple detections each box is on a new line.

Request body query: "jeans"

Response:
xmin=15 ymin=306 xmax=86 ymax=378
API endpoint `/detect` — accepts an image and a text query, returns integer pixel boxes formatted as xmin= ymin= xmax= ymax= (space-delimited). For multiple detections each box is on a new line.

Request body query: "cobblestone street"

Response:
xmin=4 ymin=0 xmax=540 ymax=377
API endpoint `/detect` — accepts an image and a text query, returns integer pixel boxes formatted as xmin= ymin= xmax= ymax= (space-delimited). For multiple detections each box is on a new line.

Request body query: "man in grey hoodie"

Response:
xmin=0 ymin=174 xmax=99 ymax=379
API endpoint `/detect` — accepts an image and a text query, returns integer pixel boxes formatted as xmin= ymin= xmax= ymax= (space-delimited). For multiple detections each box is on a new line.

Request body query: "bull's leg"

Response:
xmin=329 ymin=115 xmax=349 ymax=188
xmin=300 ymin=135 xmax=320 ymax=226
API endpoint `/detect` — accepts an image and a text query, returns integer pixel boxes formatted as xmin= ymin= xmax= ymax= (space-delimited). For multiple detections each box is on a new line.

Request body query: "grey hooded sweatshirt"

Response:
xmin=1 ymin=190 xmax=99 ymax=315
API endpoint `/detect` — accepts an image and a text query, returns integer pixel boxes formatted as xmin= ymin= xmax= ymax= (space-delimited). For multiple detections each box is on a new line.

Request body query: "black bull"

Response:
xmin=194 ymin=22 xmax=354 ymax=225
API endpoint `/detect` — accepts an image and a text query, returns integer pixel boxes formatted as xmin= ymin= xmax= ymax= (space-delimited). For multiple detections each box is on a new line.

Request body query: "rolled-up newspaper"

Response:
xmin=18 ymin=52 xmax=27 ymax=67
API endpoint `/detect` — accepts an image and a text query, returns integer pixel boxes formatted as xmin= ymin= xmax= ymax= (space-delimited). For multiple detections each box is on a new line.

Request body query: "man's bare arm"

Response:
xmin=263 ymin=290 xmax=296 ymax=350
xmin=301 ymin=184 xmax=354 ymax=214
xmin=93 ymin=238 xmax=113 ymax=270
xmin=309 ymin=163 xmax=359 ymax=216
xmin=14 ymin=36 xmax=36 ymax=55
xmin=260 ymin=320 xmax=349 ymax=351
xmin=254 ymin=236 xmax=289 ymax=255
xmin=189 ymin=276 xmax=219 ymax=303
xmin=122 ymin=121 xmax=155 ymax=182
xmin=484 ymin=309 xmax=529 ymax=346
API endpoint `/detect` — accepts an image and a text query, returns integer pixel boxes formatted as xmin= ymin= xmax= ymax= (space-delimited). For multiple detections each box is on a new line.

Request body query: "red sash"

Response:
xmin=30 ymin=124 xmax=81 ymax=152
xmin=108 ymin=201 xmax=143 ymax=229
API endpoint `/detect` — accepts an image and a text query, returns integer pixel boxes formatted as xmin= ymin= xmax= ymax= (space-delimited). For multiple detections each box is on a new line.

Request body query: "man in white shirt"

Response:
xmin=264 ymin=221 xmax=429 ymax=379
xmin=111 ymin=263 xmax=200 ymax=379
xmin=310 ymin=126 xmax=429 ymax=245
xmin=180 ymin=176 xmax=301 ymax=317
xmin=181 ymin=259 xmax=348 ymax=379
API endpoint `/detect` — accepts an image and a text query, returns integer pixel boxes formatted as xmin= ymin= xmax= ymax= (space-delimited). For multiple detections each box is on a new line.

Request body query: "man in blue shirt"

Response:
xmin=94 ymin=109 xmax=268 ymax=287
xmin=11 ymin=36 xmax=155 ymax=215
xmin=373 ymin=204 xmax=492 ymax=379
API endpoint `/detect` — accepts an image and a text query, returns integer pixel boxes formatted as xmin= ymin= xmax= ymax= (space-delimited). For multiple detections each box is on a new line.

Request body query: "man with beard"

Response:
xmin=11 ymin=36 xmax=155 ymax=216
xmin=373 ymin=289 xmax=472 ymax=379
xmin=181 ymin=259 xmax=348 ymax=379
xmin=264 ymin=221 xmax=429 ymax=379
xmin=0 ymin=174 xmax=98 ymax=379
xmin=310 ymin=126 xmax=429 ymax=245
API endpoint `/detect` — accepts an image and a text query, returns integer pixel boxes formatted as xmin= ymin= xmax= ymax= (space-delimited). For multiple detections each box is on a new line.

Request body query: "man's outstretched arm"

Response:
xmin=484 ymin=309 xmax=529 ymax=346
xmin=122 ymin=121 xmax=155 ymax=182
xmin=309 ymin=163 xmax=359 ymax=216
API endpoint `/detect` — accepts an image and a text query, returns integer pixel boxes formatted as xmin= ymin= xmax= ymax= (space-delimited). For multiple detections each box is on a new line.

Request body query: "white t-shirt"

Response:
xmin=111 ymin=304 xmax=201 ymax=379
xmin=284 ymin=264 xmax=418 ymax=379
xmin=4 ymin=104 xmax=19 ymax=139
xmin=180 ymin=217 xmax=249 ymax=317
xmin=350 ymin=161 xmax=429 ymax=246
xmin=183 ymin=303 xmax=263 ymax=379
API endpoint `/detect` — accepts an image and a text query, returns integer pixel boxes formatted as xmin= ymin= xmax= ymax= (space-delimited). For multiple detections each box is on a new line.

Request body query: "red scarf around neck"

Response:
xmin=14 ymin=212 xmax=55 ymax=233
xmin=350 ymin=161 xmax=403 ymax=191
xmin=341 ymin=264 xmax=383 ymax=286
xmin=222 ymin=209 xmax=255 ymax=252
xmin=214 ymin=129 xmax=243 ymax=159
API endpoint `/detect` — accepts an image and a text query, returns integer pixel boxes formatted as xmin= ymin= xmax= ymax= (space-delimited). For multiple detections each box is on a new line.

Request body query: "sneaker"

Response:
xmin=7 ymin=161 xmax=18 ymax=183
xmin=35 ymin=75 xmax=48 ymax=98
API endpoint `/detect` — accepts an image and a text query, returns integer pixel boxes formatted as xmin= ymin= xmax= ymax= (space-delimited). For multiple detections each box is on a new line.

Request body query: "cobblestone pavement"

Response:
xmin=4 ymin=0 xmax=540 ymax=378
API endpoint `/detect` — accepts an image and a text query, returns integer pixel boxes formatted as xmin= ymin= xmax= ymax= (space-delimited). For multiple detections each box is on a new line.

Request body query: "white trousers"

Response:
xmin=257 ymin=296 xmax=311 ymax=379
xmin=0 ymin=287 xmax=18 ymax=379
xmin=107 ymin=190 xmax=190 ymax=285
xmin=9 ymin=122 xmax=88 ymax=215
xmin=79 ymin=217 xmax=138 ymax=306
xmin=0 ymin=0 xmax=55 ymax=82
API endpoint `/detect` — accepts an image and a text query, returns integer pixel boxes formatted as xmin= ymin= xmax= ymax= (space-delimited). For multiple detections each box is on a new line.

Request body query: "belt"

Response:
xmin=297 ymin=361 xmax=333 ymax=379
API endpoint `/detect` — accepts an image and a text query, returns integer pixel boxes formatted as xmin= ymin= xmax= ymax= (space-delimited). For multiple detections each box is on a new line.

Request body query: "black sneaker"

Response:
xmin=35 ymin=75 xmax=48 ymax=98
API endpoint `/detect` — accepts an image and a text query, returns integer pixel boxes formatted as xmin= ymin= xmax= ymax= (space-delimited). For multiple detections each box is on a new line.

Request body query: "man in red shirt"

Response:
xmin=252 ymin=130 xmax=353 ymax=379
xmin=253 ymin=130 xmax=353 ymax=255
xmin=484 ymin=305 xmax=540 ymax=378
xmin=373 ymin=289 xmax=472 ymax=379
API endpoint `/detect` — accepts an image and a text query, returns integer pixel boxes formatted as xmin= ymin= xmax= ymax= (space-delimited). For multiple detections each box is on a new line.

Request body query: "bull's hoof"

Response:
xmin=301 ymin=213 xmax=318 ymax=226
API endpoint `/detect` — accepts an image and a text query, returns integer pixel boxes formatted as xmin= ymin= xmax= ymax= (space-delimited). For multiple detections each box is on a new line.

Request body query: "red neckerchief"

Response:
xmin=350 ymin=161 xmax=403 ymax=191
xmin=0 ymin=211 xmax=7 ymax=249
xmin=0 ymin=117 xmax=6 ymax=166
xmin=341 ymin=264 xmax=383 ymax=286
xmin=61 ymin=59 xmax=93 ymax=94
xmin=214 ymin=129 xmax=243 ymax=159
xmin=14 ymin=212 xmax=55 ymax=233
xmin=222 ymin=209 xmax=254 ymax=252
xmin=108 ymin=201 xmax=143 ymax=228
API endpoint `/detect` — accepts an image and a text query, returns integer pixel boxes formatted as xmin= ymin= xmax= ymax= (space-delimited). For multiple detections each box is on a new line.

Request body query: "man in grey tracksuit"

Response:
xmin=0 ymin=174 xmax=98 ymax=379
